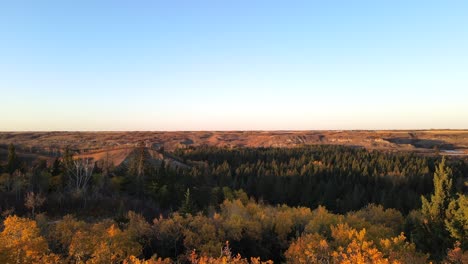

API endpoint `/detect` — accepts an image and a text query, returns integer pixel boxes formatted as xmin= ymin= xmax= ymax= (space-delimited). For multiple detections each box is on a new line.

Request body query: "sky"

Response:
xmin=1 ymin=0 xmax=467 ymax=131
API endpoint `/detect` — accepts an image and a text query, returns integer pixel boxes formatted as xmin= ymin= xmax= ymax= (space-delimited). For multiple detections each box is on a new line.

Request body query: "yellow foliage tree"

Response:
xmin=379 ymin=233 xmax=428 ymax=264
xmin=87 ymin=224 xmax=142 ymax=264
xmin=67 ymin=220 xmax=141 ymax=264
xmin=50 ymin=214 xmax=87 ymax=254
xmin=0 ymin=215 xmax=60 ymax=263
xmin=331 ymin=228 xmax=389 ymax=264
xmin=124 ymin=255 xmax=172 ymax=264
xmin=182 ymin=214 xmax=225 ymax=257
xmin=285 ymin=233 xmax=331 ymax=264
xmin=287 ymin=224 xmax=426 ymax=264
xmin=188 ymin=241 xmax=273 ymax=264
xmin=153 ymin=213 xmax=186 ymax=257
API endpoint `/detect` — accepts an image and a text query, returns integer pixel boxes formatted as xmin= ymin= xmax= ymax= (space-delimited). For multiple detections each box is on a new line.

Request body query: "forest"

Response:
xmin=0 ymin=144 xmax=467 ymax=263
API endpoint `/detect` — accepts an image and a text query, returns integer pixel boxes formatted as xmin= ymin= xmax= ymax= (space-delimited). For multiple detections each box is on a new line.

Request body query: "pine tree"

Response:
xmin=421 ymin=157 xmax=453 ymax=222
xmin=50 ymin=158 xmax=62 ymax=176
xmin=128 ymin=147 xmax=149 ymax=197
xmin=62 ymin=147 xmax=74 ymax=173
xmin=445 ymin=194 xmax=468 ymax=248
xmin=419 ymin=157 xmax=455 ymax=260
xmin=180 ymin=188 xmax=194 ymax=215
xmin=6 ymin=143 xmax=19 ymax=174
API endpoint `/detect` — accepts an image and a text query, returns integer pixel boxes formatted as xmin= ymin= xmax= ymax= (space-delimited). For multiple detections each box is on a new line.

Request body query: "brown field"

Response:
xmin=0 ymin=130 xmax=467 ymax=166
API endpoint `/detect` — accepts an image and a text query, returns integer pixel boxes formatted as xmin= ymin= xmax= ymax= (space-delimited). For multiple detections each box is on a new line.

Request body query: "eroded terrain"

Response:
xmin=0 ymin=130 xmax=467 ymax=166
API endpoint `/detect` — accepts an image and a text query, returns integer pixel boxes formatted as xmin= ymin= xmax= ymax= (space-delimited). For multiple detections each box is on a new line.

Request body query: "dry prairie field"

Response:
xmin=1 ymin=129 xmax=467 ymax=154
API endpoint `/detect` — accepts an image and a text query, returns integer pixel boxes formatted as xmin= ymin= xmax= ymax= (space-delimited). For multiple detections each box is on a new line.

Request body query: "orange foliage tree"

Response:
xmin=68 ymin=221 xmax=141 ymax=263
xmin=188 ymin=241 xmax=273 ymax=264
xmin=286 ymin=223 xmax=428 ymax=264
xmin=0 ymin=215 xmax=60 ymax=263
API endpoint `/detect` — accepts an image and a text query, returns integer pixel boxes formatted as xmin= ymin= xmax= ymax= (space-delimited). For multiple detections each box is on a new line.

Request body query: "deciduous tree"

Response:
xmin=0 ymin=215 xmax=59 ymax=263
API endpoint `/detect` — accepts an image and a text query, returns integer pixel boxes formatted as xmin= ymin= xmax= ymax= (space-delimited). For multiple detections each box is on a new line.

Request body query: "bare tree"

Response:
xmin=25 ymin=191 xmax=45 ymax=217
xmin=66 ymin=158 xmax=95 ymax=194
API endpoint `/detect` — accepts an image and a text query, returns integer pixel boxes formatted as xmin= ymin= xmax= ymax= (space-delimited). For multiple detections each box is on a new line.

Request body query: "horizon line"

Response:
xmin=1 ymin=128 xmax=468 ymax=133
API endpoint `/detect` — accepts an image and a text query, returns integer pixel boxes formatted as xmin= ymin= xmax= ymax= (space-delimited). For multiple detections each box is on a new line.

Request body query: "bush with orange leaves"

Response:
xmin=331 ymin=227 xmax=389 ymax=264
xmin=188 ymin=241 xmax=273 ymax=264
xmin=444 ymin=241 xmax=468 ymax=264
xmin=286 ymin=223 xmax=428 ymax=264
xmin=123 ymin=255 xmax=172 ymax=264
xmin=284 ymin=233 xmax=331 ymax=264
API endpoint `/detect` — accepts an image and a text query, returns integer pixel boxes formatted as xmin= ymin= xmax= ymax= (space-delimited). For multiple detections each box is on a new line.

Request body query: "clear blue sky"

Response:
xmin=1 ymin=1 xmax=467 ymax=131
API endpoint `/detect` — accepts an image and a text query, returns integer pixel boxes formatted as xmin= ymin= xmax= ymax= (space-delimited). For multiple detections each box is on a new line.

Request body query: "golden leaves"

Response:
xmin=0 ymin=215 xmax=60 ymax=263
xmin=286 ymin=224 xmax=427 ymax=264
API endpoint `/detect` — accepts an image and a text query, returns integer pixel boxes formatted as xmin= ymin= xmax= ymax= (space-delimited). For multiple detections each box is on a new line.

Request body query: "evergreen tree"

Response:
xmin=180 ymin=188 xmax=194 ymax=215
xmin=127 ymin=147 xmax=150 ymax=197
xmin=50 ymin=158 xmax=62 ymax=176
xmin=419 ymin=157 xmax=455 ymax=260
xmin=421 ymin=157 xmax=454 ymax=221
xmin=445 ymin=194 xmax=468 ymax=249
xmin=61 ymin=147 xmax=74 ymax=190
xmin=6 ymin=143 xmax=19 ymax=174
xmin=62 ymin=147 xmax=74 ymax=173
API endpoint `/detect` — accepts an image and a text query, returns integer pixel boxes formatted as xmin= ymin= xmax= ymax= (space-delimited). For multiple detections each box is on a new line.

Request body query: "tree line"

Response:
xmin=0 ymin=143 xmax=467 ymax=262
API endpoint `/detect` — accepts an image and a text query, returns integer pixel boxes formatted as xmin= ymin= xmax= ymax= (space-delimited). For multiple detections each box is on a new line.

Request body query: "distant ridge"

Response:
xmin=0 ymin=130 xmax=467 ymax=161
